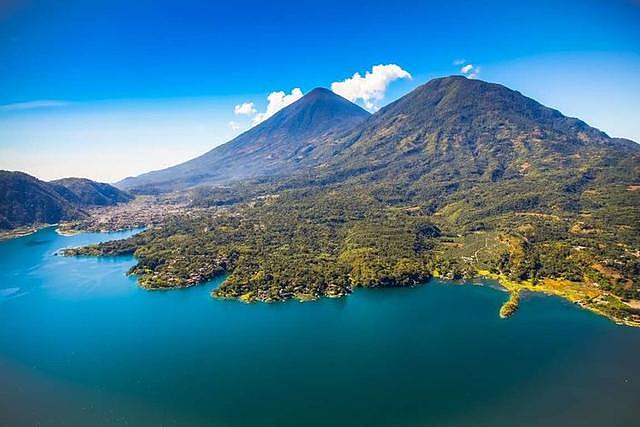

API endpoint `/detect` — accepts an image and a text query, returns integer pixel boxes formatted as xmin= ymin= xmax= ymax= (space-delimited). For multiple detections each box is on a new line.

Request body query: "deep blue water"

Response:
xmin=1 ymin=227 xmax=639 ymax=427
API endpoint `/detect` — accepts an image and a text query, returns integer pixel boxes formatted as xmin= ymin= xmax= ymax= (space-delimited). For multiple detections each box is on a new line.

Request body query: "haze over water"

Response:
xmin=1 ymin=227 xmax=639 ymax=426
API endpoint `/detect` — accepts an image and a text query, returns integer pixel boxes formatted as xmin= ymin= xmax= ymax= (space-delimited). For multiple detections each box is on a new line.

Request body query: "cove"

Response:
xmin=1 ymin=227 xmax=639 ymax=426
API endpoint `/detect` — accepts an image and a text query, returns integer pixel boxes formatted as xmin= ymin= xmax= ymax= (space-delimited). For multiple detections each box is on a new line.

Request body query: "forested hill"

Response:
xmin=0 ymin=171 xmax=132 ymax=230
xmin=117 ymin=87 xmax=370 ymax=193
xmin=50 ymin=177 xmax=132 ymax=206
xmin=0 ymin=171 xmax=82 ymax=230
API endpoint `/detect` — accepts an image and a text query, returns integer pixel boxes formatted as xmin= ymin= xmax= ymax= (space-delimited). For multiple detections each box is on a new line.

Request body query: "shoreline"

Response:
xmin=0 ymin=224 xmax=57 ymax=241
xmin=475 ymin=270 xmax=640 ymax=328
xmin=209 ymin=271 xmax=640 ymax=327
xmin=51 ymin=231 xmax=640 ymax=328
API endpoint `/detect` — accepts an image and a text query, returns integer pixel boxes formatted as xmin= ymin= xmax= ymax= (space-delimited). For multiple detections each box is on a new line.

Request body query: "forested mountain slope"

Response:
xmin=51 ymin=177 xmax=132 ymax=206
xmin=0 ymin=171 xmax=83 ymax=230
xmin=0 ymin=171 xmax=132 ymax=230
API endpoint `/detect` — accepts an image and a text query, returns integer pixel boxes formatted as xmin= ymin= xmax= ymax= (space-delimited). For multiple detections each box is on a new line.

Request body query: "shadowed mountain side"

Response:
xmin=0 ymin=171 xmax=83 ymax=230
xmin=51 ymin=177 xmax=133 ymax=206
xmin=0 ymin=172 xmax=133 ymax=230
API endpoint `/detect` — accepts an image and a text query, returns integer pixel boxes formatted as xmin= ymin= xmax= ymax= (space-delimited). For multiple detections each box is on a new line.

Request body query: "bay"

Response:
xmin=1 ymin=227 xmax=639 ymax=426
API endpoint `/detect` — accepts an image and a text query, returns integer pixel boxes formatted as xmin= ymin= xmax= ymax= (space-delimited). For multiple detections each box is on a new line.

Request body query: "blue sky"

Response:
xmin=1 ymin=0 xmax=639 ymax=182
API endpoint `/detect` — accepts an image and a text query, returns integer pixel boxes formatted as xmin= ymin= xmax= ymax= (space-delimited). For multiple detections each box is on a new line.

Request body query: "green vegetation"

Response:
xmin=62 ymin=77 xmax=640 ymax=326
xmin=500 ymin=290 xmax=520 ymax=318
xmin=64 ymin=190 xmax=439 ymax=301
xmin=63 ymin=178 xmax=640 ymax=325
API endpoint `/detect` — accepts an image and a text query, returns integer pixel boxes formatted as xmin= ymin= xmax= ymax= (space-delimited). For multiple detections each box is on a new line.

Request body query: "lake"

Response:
xmin=1 ymin=227 xmax=639 ymax=426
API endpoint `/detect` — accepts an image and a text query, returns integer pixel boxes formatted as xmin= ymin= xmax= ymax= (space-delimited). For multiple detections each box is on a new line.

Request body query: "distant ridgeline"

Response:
xmin=0 ymin=171 xmax=132 ymax=230
xmin=62 ymin=76 xmax=640 ymax=324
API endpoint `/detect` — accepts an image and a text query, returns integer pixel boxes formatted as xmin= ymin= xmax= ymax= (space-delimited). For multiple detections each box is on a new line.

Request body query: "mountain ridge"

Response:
xmin=119 ymin=76 xmax=638 ymax=195
xmin=51 ymin=177 xmax=133 ymax=206
xmin=0 ymin=171 xmax=132 ymax=230
xmin=118 ymin=87 xmax=370 ymax=193
xmin=284 ymin=75 xmax=639 ymax=195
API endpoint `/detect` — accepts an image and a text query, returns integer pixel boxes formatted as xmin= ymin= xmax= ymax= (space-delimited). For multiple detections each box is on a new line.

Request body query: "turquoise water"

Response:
xmin=1 ymin=227 xmax=639 ymax=426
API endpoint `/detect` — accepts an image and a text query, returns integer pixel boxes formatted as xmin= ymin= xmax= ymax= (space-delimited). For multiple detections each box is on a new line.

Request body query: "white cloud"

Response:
xmin=458 ymin=62 xmax=480 ymax=79
xmin=467 ymin=67 xmax=480 ymax=79
xmin=252 ymin=88 xmax=303 ymax=124
xmin=228 ymin=121 xmax=242 ymax=131
xmin=460 ymin=64 xmax=474 ymax=74
xmin=0 ymin=100 xmax=68 ymax=112
xmin=231 ymin=88 xmax=304 ymax=128
xmin=331 ymin=64 xmax=412 ymax=111
xmin=453 ymin=58 xmax=466 ymax=66
xmin=234 ymin=102 xmax=256 ymax=115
